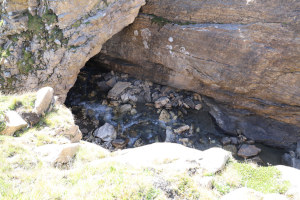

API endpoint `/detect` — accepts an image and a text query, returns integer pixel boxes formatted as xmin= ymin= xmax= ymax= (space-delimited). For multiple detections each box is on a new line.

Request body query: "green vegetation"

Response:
xmin=0 ymin=92 xmax=36 ymax=112
xmin=0 ymin=111 xmax=5 ymax=132
xmin=17 ymin=49 xmax=34 ymax=74
xmin=28 ymin=14 xmax=45 ymax=35
xmin=213 ymin=160 xmax=290 ymax=195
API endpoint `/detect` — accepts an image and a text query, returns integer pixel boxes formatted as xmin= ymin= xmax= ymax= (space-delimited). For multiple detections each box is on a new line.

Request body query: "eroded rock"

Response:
xmin=93 ymin=123 xmax=117 ymax=142
xmin=238 ymin=144 xmax=261 ymax=158
xmin=0 ymin=111 xmax=27 ymax=136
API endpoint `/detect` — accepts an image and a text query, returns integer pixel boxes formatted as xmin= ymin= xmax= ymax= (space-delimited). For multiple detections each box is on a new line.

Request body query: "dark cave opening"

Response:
xmin=65 ymin=57 xmax=286 ymax=166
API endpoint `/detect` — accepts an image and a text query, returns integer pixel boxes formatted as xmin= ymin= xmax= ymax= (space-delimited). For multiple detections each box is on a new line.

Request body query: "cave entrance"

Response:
xmin=65 ymin=55 xmax=285 ymax=166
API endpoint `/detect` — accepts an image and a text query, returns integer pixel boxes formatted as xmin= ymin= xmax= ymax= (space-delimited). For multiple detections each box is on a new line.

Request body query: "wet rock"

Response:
xmin=223 ymin=145 xmax=237 ymax=155
xmin=130 ymin=109 xmax=137 ymax=115
xmin=93 ymin=123 xmax=117 ymax=142
xmin=165 ymin=127 xmax=176 ymax=142
xmin=221 ymin=137 xmax=231 ymax=145
xmin=159 ymin=109 xmax=171 ymax=123
xmin=34 ymin=87 xmax=54 ymax=115
xmin=237 ymin=144 xmax=261 ymax=158
xmin=296 ymin=141 xmax=300 ymax=159
xmin=174 ymin=125 xmax=190 ymax=134
xmin=106 ymin=77 xmax=117 ymax=87
xmin=155 ymin=97 xmax=170 ymax=109
xmin=119 ymin=104 xmax=132 ymax=113
xmin=21 ymin=112 xmax=40 ymax=126
xmin=112 ymin=139 xmax=128 ymax=149
xmin=246 ymin=140 xmax=255 ymax=145
xmin=183 ymin=97 xmax=195 ymax=109
xmin=0 ymin=111 xmax=28 ymax=136
xmin=133 ymin=138 xmax=145 ymax=147
xmin=195 ymin=104 xmax=202 ymax=110
xmin=108 ymin=82 xmax=132 ymax=100
xmin=248 ymin=156 xmax=264 ymax=165
xmin=230 ymin=137 xmax=239 ymax=145
xmin=121 ymin=93 xmax=138 ymax=103
xmin=97 ymin=81 xmax=111 ymax=92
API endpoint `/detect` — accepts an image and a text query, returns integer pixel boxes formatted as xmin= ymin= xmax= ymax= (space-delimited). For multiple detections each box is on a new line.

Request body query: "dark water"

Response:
xmin=65 ymin=64 xmax=286 ymax=166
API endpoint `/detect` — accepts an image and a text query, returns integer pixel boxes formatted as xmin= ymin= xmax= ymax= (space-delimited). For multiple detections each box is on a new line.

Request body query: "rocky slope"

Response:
xmin=95 ymin=0 xmax=300 ymax=147
xmin=0 ymin=0 xmax=145 ymax=100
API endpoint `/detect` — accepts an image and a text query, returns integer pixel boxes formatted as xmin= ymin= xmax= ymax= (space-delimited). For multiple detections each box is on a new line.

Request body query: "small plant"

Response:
xmin=0 ymin=111 xmax=5 ymax=132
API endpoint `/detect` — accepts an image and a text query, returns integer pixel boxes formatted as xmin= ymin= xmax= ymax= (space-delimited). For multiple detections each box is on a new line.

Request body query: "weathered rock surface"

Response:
xmin=102 ymin=143 xmax=230 ymax=174
xmin=96 ymin=0 xmax=300 ymax=147
xmin=34 ymin=87 xmax=54 ymax=115
xmin=0 ymin=111 xmax=28 ymax=136
xmin=238 ymin=144 xmax=261 ymax=158
xmin=93 ymin=123 xmax=117 ymax=142
xmin=0 ymin=0 xmax=145 ymax=101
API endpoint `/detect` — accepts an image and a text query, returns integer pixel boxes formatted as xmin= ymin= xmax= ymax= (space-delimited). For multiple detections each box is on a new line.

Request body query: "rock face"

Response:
xmin=95 ymin=0 xmax=300 ymax=147
xmin=0 ymin=0 xmax=145 ymax=101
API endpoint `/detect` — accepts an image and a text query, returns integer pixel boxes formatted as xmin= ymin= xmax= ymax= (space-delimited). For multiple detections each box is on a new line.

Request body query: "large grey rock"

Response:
xmin=0 ymin=111 xmax=27 ymax=136
xmin=0 ymin=0 xmax=145 ymax=102
xmin=237 ymin=144 xmax=261 ymax=158
xmin=107 ymin=82 xmax=132 ymax=99
xmin=96 ymin=0 xmax=300 ymax=147
xmin=100 ymin=143 xmax=230 ymax=175
xmin=93 ymin=123 xmax=117 ymax=142
xmin=34 ymin=87 xmax=54 ymax=115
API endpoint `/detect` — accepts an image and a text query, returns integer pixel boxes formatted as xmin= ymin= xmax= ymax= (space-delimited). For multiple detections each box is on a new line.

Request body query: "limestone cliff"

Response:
xmin=96 ymin=0 xmax=300 ymax=147
xmin=0 ymin=0 xmax=145 ymax=100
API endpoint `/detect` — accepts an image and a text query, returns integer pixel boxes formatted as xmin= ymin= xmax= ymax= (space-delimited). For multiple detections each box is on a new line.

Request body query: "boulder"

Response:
xmin=96 ymin=0 xmax=300 ymax=148
xmin=105 ymin=143 xmax=230 ymax=174
xmin=93 ymin=123 xmax=117 ymax=142
xmin=62 ymin=125 xmax=82 ymax=143
xmin=34 ymin=87 xmax=54 ymax=115
xmin=107 ymin=82 xmax=132 ymax=99
xmin=0 ymin=111 xmax=27 ymax=136
xmin=0 ymin=0 xmax=145 ymax=101
xmin=237 ymin=144 xmax=261 ymax=158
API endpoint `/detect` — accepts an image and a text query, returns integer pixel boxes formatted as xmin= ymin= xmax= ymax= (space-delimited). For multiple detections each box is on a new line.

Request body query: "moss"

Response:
xmin=0 ymin=111 xmax=5 ymax=132
xmin=17 ymin=49 xmax=34 ymax=75
xmin=150 ymin=14 xmax=196 ymax=27
xmin=72 ymin=20 xmax=81 ymax=28
xmin=42 ymin=9 xmax=57 ymax=25
xmin=28 ymin=13 xmax=45 ymax=35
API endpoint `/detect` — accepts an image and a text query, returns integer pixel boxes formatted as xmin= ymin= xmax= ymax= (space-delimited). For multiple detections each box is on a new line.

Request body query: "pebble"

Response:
xmin=159 ymin=109 xmax=171 ymax=123
xmin=174 ymin=125 xmax=190 ymax=134
xmin=221 ymin=137 xmax=231 ymax=145
xmin=155 ymin=97 xmax=170 ymax=108
xmin=120 ymin=104 xmax=132 ymax=113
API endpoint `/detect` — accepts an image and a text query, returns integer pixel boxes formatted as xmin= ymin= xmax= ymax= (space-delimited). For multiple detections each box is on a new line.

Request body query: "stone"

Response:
xmin=238 ymin=144 xmax=261 ymax=158
xmin=94 ymin=123 xmax=117 ymax=142
xmin=296 ymin=141 xmax=300 ymax=159
xmin=195 ymin=104 xmax=202 ymax=110
xmin=223 ymin=145 xmax=237 ymax=155
xmin=119 ymin=104 xmax=132 ymax=113
xmin=36 ymin=143 xmax=80 ymax=166
xmin=112 ymin=139 xmax=128 ymax=149
xmin=62 ymin=125 xmax=82 ymax=143
xmin=108 ymin=82 xmax=132 ymax=100
xmin=155 ymin=97 xmax=170 ymax=108
xmin=230 ymin=137 xmax=239 ymax=145
xmin=174 ymin=125 xmax=190 ymax=134
xmin=106 ymin=77 xmax=117 ymax=87
xmin=221 ymin=137 xmax=231 ymax=145
xmin=0 ymin=111 xmax=27 ymax=136
xmin=21 ymin=112 xmax=40 ymax=126
xmin=199 ymin=148 xmax=231 ymax=174
xmin=165 ymin=127 xmax=176 ymax=143
xmin=97 ymin=0 xmax=300 ymax=148
xmin=34 ymin=87 xmax=54 ymax=115
xmin=159 ymin=109 xmax=171 ymax=123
